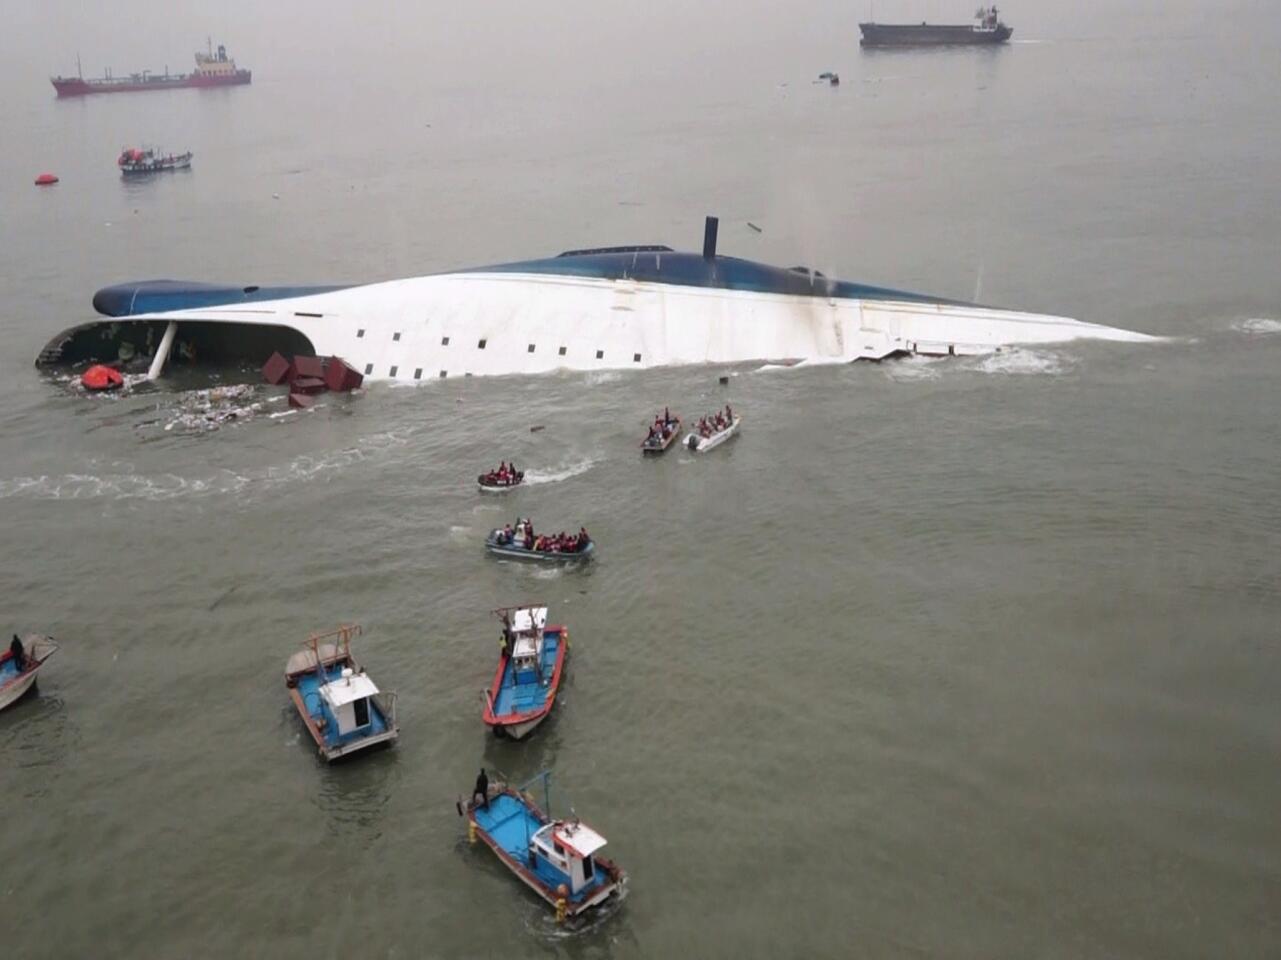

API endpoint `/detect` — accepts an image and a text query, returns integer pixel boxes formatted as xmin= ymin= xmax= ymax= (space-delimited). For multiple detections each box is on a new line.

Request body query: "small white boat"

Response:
xmin=0 ymin=635 xmax=58 ymax=712
xmin=686 ymin=414 xmax=742 ymax=453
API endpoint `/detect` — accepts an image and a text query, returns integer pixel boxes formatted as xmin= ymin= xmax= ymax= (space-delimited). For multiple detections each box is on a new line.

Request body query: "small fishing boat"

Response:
xmin=459 ymin=770 xmax=625 ymax=922
xmin=686 ymin=413 xmax=742 ymax=452
xmin=641 ymin=411 xmax=682 ymax=454
xmin=482 ymin=605 xmax=568 ymax=739
xmin=118 ymin=147 xmax=193 ymax=175
xmin=478 ymin=464 xmax=525 ymax=492
xmin=283 ymin=625 xmax=398 ymax=762
xmin=485 ymin=520 xmax=595 ymax=562
xmin=1 ymin=635 xmax=58 ymax=712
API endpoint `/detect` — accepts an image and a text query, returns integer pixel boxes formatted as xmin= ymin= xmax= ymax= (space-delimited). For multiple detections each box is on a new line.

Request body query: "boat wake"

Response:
xmin=1234 ymin=317 xmax=1281 ymax=335
xmin=0 ymin=432 xmax=408 ymax=502
xmin=524 ymin=460 xmax=596 ymax=486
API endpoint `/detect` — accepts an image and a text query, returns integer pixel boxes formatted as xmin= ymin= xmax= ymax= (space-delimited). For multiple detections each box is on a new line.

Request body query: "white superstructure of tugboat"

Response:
xmin=37 ymin=216 xmax=1154 ymax=381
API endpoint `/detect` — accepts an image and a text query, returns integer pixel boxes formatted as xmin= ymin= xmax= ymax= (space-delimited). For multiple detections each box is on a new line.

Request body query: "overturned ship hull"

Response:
xmin=37 ymin=219 xmax=1151 ymax=380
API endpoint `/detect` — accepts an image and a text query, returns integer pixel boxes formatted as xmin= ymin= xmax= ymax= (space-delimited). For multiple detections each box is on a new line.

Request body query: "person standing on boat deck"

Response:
xmin=473 ymin=768 xmax=490 ymax=809
xmin=9 ymin=635 xmax=24 ymax=670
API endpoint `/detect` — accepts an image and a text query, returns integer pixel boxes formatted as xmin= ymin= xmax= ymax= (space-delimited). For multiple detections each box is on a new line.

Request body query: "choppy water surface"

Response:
xmin=2 ymin=1 xmax=1280 ymax=957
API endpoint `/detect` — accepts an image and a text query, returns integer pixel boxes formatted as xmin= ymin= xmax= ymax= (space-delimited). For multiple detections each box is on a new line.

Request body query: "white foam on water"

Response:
xmin=528 ymin=566 xmax=563 ymax=580
xmin=524 ymin=459 xmax=596 ymax=486
xmin=884 ymin=355 xmax=947 ymax=381
xmin=0 ymin=431 xmax=409 ymax=502
xmin=972 ymin=347 xmax=1071 ymax=377
xmin=1234 ymin=318 xmax=1281 ymax=335
xmin=583 ymin=370 xmax=622 ymax=386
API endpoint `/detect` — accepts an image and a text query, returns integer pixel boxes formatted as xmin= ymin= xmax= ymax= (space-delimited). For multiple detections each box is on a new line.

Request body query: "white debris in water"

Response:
xmin=156 ymin=384 xmax=266 ymax=434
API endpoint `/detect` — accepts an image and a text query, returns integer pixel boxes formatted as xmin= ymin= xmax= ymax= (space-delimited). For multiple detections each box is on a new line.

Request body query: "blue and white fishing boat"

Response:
xmin=485 ymin=519 xmax=595 ymax=563
xmin=460 ymin=770 xmax=625 ymax=922
xmin=0 ymin=635 xmax=57 ymax=712
xmin=284 ymin=625 xmax=398 ymax=762
xmin=482 ymin=605 xmax=568 ymax=740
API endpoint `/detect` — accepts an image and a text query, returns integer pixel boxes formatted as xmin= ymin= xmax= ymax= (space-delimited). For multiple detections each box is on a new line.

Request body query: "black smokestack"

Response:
xmin=702 ymin=216 xmax=719 ymax=259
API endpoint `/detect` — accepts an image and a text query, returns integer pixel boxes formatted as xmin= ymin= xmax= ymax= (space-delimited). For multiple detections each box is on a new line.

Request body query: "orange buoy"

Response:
xmin=81 ymin=364 xmax=124 ymax=391
xmin=35 ymin=173 xmax=59 ymax=186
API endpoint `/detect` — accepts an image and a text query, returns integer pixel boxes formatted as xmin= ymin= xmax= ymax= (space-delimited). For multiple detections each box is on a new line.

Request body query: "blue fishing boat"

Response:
xmin=482 ymin=606 xmax=568 ymax=739
xmin=485 ymin=519 xmax=595 ymax=562
xmin=284 ymin=625 xmax=398 ymax=762
xmin=459 ymin=770 xmax=625 ymax=922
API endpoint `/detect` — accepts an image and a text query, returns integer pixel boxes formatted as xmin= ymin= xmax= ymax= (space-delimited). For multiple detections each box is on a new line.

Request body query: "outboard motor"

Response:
xmin=688 ymin=435 xmax=700 ymax=451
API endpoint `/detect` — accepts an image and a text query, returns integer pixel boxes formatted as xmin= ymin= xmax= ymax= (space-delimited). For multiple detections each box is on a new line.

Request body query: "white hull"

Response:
xmin=496 ymin=714 xmax=546 ymax=740
xmin=0 ymin=671 xmax=39 ymax=711
xmin=687 ymin=416 xmax=741 ymax=452
xmin=478 ymin=483 xmax=520 ymax=494
xmin=63 ymin=271 xmax=1155 ymax=383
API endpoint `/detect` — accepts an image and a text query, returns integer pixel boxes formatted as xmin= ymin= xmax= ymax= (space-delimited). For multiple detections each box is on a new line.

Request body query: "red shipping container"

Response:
xmin=323 ymin=356 xmax=364 ymax=392
xmin=262 ymin=352 xmax=290 ymax=385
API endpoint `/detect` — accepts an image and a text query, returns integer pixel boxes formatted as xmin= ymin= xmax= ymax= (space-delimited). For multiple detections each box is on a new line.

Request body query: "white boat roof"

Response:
xmin=553 ymin=820 xmax=608 ymax=859
xmin=320 ymin=671 xmax=380 ymax=707
xmin=511 ymin=607 xmax=547 ymax=633
xmin=512 ymin=634 xmax=540 ymax=659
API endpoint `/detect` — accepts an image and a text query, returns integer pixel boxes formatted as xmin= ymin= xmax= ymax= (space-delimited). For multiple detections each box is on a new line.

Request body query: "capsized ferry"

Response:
xmin=35 ymin=216 xmax=1152 ymax=382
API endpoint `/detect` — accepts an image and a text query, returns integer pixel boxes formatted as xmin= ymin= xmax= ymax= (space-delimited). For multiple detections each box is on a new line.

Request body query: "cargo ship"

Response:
xmin=51 ymin=42 xmax=250 ymax=97
xmin=860 ymin=5 xmax=1012 ymax=46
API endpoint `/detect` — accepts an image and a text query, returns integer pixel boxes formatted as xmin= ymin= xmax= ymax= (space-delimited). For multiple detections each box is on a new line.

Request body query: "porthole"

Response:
xmin=633 ymin=353 xmax=642 ymax=363
xmin=558 ymin=346 xmax=567 ymax=356
xmin=414 ymin=368 xmax=423 ymax=380
xmin=440 ymin=370 xmax=448 ymax=378
xmin=478 ymin=339 xmax=487 ymax=349
xmin=441 ymin=336 xmax=450 ymax=346
xmin=595 ymin=349 xmax=604 ymax=360
xmin=389 ymin=365 xmax=398 ymax=377
xmin=393 ymin=332 xmax=401 ymax=342
xmin=528 ymin=344 xmax=536 ymax=353
xmin=364 ymin=363 xmax=373 ymax=375
xmin=357 ymin=329 xmax=365 ymax=339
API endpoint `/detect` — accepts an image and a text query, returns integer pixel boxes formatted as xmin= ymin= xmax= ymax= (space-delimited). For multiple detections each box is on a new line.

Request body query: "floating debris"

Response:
xmin=747 ymin=222 xmax=763 ymax=233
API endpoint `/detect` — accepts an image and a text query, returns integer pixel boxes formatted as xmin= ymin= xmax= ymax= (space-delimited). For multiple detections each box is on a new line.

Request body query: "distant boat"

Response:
xmin=482 ymin=605 xmax=568 ymax=740
xmin=52 ymin=42 xmax=251 ymax=97
xmin=118 ymin=147 xmax=193 ymax=176
xmin=860 ymin=5 xmax=1012 ymax=46
xmin=284 ymin=625 xmax=398 ymax=762
xmin=460 ymin=770 xmax=625 ymax=922
xmin=1 ymin=635 xmax=58 ymax=712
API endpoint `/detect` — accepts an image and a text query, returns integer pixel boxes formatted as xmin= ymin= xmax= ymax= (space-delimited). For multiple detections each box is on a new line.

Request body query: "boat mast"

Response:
xmin=76 ymin=53 xmax=82 ymax=79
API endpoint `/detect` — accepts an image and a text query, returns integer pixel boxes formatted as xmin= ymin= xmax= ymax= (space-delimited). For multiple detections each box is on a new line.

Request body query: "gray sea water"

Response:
xmin=2 ymin=1 xmax=1280 ymax=957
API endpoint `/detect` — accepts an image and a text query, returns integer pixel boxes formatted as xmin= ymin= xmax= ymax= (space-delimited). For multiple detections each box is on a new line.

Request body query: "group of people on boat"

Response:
xmin=696 ymin=404 xmax=734 ymax=438
xmin=645 ymin=408 xmax=679 ymax=444
xmin=495 ymin=519 xmax=591 ymax=554
xmin=480 ymin=461 xmax=523 ymax=486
